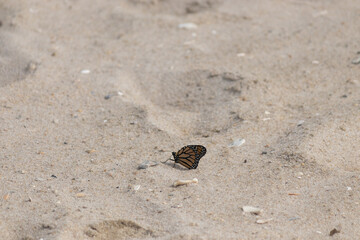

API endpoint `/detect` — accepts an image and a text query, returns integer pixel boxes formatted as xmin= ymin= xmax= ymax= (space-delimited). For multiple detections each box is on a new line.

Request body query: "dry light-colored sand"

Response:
xmin=1 ymin=0 xmax=360 ymax=239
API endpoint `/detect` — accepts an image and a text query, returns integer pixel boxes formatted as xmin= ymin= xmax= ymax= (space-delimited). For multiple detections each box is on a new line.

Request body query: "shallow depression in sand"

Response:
xmin=301 ymin=116 xmax=360 ymax=172
xmin=85 ymin=220 xmax=153 ymax=240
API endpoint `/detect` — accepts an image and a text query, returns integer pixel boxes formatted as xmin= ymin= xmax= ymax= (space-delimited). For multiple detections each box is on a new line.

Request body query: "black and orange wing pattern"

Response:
xmin=173 ymin=145 xmax=206 ymax=169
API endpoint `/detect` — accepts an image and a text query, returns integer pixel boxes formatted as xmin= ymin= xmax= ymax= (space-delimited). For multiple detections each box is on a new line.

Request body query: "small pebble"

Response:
xmin=312 ymin=60 xmax=319 ymax=64
xmin=178 ymin=23 xmax=197 ymax=30
xmin=295 ymin=172 xmax=304 ymax=179
xmin=313 ymin=10 xmax=328 ymax=17
xmin=329 ymin=224 xmax=341 ymax=236
xmin=228 ymin=138 xmax=245 ymax=147
xmin=3 ymin=194 xmax=10 ymax=200
xmin=81 ymin=69 xmax=90 ymax=74
xmin=134 ymin=185 xmax=141 ymax=191
xmin=237 ymin=53 xmax=246 ymax=57
xmin=347 ymin=186 xmax=352 ymax=191
xmin=104 ymin=91 xmax=124 ymax=100
xmin=25 ymin=62 xmax=38 ymax=74
xmin=256 ymin=218 xmax=273 ymax=224
xmin=264 ymin=111 xmax=271 ymax=115
xmin=85 ymin=149 xmax=96 ymax=154
xmin=297 ymin=120 xmax=305 ymax=126
xmin=288 ymin=193 xmax=300 ymax=196
xmin=76 ymin=193 xmax=86 ymax=198
xmin=183 ymin=40 xmax=195 ymax=45
xmin=242 ymin=206 xmax=262 ymax=215
xmin=171 ymin=204 xmax=182 ymax=208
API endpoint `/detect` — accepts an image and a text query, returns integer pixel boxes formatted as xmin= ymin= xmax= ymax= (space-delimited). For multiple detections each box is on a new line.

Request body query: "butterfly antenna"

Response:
xmin=161 ymin=158 xmax=174 ymax=164
xmin=160 ymin=151 xmax=172 ymax=154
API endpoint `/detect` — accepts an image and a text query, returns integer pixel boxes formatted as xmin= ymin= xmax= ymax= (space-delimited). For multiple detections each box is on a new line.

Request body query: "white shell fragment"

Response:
xmin=313 ymin=10 xmax=328 ymax=17
xmin=178 ymin=23 xmax=198 ymax=30
xmin=242 ymin=206 xmax=262 ymax=215
xmin=228 ymin=138 xmax=245 ymax=147
xmin=352 ymin=56 xmax=360 ymax=64
xmin=134 ymin=185 xmax=141 ymax=191
xmin=295 ymin=172 xmax=304 ymax=179
xmin=297 ymin=120 xmax=305 ymax=126
xmin=256 ymin=218 xmax=273 ymax=224
xmin=173 ymin=178 xmax=198 ymax=187
xmin=138 ymin=160 xmax=159 ymax=170
xmin=81 ymin=69 xmax=90 ymax=74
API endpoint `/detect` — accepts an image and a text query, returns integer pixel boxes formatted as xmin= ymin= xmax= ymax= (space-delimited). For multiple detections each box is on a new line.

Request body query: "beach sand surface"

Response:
xmin=0 ymin=0 xmax=359 ymax=239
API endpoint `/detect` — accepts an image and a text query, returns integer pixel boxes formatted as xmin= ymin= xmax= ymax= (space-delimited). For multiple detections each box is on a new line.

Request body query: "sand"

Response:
xmin=0 ymin=0 xmax=359 ymax=239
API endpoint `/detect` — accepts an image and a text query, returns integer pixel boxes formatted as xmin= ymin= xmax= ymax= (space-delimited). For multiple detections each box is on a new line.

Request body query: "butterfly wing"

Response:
xmin=188 ymin=145 xmax=206 ymax=169
xmin=174 ymin=145 xmax=206 ymax=169
xmin=191 ymin=145 xmax=207 ymax=159
xmin=174 ymin=146 xmax=196 ymax=169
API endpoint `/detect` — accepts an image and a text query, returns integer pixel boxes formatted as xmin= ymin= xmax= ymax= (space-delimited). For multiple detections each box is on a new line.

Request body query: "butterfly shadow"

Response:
xmin=161 ymin=160 xmax=190 ymax=171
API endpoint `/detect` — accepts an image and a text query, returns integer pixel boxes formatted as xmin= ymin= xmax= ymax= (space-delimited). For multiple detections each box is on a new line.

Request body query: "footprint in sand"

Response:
xmin=84 ymin=219 xmax=153 ymax=240
xmin=114 ymin=69 xmax=245 ymax=137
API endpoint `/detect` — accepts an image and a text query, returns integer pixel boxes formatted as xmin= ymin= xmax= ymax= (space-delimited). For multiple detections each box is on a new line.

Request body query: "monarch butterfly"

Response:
xmin=163 ymin=145 xmax=207 ymax=169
